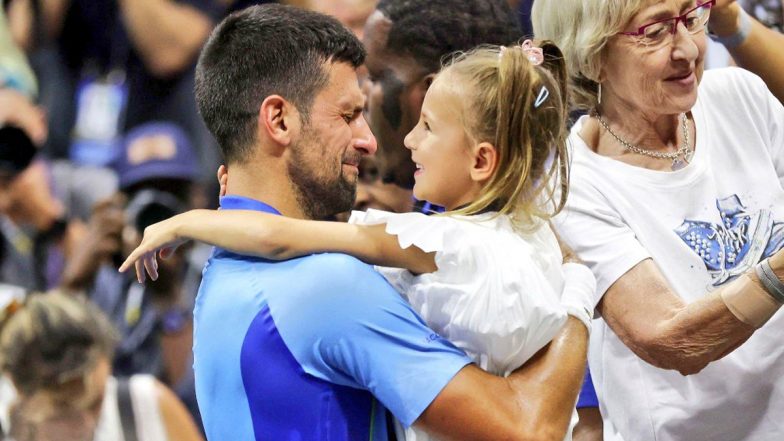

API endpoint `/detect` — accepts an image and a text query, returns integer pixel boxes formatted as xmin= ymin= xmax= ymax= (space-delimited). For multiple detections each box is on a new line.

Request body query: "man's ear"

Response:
xmin=470 ymin=142 xmax=497 ymax=183
xmin=258 ymin=95 xmax=299 ymax=149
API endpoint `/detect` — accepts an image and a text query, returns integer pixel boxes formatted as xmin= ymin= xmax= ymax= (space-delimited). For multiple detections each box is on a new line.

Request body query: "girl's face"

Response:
xmin=403 ymin=75 xmax=481 ymax=210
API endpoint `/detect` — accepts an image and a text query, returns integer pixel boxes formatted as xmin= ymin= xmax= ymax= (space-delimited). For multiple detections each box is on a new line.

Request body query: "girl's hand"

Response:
xmin=118 ymin=213 xmax=193 ymax=283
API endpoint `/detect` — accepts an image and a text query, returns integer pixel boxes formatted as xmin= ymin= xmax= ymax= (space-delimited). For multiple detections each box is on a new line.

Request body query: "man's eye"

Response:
xmin=424 ymin=121 xmax=431 ymax=131
xmin=343 ymin=114 xmax=353 ymax=123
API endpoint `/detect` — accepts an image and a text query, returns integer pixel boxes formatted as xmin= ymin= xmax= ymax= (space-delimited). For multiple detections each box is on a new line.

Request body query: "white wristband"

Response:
xmin=561 ymin=263 xmax=597 ymax=334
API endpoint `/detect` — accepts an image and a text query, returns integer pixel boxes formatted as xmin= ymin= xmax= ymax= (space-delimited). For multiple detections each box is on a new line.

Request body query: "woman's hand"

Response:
xmin=118 ymin=211 xmax=199 ymax=283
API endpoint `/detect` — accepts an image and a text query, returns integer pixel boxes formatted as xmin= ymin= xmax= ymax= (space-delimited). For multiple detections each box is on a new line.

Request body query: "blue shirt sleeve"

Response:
xmin=269 ymin=253 xmax=473 ymax=427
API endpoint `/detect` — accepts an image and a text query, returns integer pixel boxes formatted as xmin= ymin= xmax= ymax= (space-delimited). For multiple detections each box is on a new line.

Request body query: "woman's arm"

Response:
xmin=120 ymin=209 xmax=436 ymax=282
xmin=599 ymin=253 xmax=783 ymax=375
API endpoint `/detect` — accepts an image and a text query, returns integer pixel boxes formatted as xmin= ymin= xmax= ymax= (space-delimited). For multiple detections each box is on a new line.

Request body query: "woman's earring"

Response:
xmin=597 ymin=83 xmax=602 ymax=105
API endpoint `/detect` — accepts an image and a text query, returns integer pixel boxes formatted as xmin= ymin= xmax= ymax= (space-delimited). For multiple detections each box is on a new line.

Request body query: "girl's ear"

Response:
xmin=470 ymin=142 xmax=497 ymax=183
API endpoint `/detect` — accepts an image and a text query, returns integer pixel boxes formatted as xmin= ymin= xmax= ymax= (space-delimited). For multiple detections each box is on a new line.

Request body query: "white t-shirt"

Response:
xmin=553 ymin=67 xmax=784 ymax=441
xmin=350 ymin=209 xmax=575 ymax=441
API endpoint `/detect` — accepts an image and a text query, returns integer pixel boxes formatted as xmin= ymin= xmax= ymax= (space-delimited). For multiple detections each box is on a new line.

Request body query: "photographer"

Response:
xmin=0 ymin=4 xmax=56 ymax=294
xmin=60 ymin=121 xmax=205 ymax=428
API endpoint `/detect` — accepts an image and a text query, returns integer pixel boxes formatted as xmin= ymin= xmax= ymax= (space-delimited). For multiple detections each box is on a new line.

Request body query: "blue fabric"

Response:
xmin=576 ymin=367 xmax=599 ymax=408
xmin=194 ymin=196 xmax=472 ymax=440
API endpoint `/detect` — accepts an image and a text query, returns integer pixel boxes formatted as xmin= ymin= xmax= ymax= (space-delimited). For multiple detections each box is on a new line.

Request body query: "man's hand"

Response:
xmin=60 ymin=194 xmax=126 ymax=290
xmin=0 ymin=88 xmax=47 ymax=145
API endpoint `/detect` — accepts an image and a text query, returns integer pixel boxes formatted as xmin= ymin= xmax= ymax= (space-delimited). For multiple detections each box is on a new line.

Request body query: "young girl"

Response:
xmin=121 ymin=41 xmax=596 ymax=441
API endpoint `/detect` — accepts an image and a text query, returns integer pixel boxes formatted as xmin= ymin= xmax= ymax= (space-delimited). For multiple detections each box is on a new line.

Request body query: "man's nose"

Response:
xmin=353 ymin=114 xmax=378 ymax=156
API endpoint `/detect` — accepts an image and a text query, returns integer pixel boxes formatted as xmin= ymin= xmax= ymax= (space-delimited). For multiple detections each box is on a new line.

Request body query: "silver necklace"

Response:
xmin=595 ymin=112 xmax=693 ymax=171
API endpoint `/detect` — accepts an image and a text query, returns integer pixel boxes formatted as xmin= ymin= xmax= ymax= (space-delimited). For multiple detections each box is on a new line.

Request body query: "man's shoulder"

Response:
xmin=296 ymin=252 xmax=385 ymax=282
xmin=204 ymin=251 xmax=396 ymax=304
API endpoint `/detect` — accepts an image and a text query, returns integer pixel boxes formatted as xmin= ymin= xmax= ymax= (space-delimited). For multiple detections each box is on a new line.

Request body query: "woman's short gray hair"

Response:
xmin=532 ymin=0 xmax=647 ymax=111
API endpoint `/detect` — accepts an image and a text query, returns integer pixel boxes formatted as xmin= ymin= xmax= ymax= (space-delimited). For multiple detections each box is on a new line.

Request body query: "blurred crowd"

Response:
xmin=0 ymin=0 xmax=782 ymax=439
xmin=0 ymin=0 xmax=385 ymax=437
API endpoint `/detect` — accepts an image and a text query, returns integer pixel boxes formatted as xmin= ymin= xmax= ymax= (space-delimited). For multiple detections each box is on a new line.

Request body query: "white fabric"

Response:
xmin=560 ymin=263 xmax=598 ymax=333
xmin=94 ymin=375 xmax=168 ymax=441
xmin=350 ymin=209 xmax=576 ymax=441
xmin=553 ymin=67 xmax=784 ymax=441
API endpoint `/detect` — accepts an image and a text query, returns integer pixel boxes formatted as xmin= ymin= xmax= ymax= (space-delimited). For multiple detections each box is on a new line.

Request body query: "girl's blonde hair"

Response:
xmin=532 ymin=0 xmax=647 ymax=111
xmin=0 ymin=291 xmax=119 ymax=399
xmin=443 ymin=41 xmax=570 ymax=227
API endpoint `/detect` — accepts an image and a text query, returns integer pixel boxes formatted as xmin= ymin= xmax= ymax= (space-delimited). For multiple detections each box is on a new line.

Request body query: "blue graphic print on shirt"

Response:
xmin=675 ymin=195 xmax=784 ymax=285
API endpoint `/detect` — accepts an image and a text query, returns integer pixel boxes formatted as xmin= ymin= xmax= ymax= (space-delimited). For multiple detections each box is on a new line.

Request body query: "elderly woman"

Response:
xmin=533 ymin=1 xmax=784 ymax=440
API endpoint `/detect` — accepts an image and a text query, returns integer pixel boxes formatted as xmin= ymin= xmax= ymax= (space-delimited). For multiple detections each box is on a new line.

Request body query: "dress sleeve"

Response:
xmin=703 ymin=68 xmax=784 ymax=184
xmin=553 ymin=177 xmax=651 ymax=300
xmin=758 ymin=75 xmax=784 ymax=183
xmin=351 ymin=209 xmax=568 ymax=375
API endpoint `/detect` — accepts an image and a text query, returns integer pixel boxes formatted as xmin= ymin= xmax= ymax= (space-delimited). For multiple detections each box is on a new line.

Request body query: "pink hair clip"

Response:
xmin=521 ymin=40 xmax=544 ymax=66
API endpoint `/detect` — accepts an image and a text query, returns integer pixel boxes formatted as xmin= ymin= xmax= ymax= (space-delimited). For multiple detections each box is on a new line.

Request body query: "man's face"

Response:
xmin=362 ymin=11 xmax=430 ymax=189
xmin=288 ymin=62 xmax=377 ymax=220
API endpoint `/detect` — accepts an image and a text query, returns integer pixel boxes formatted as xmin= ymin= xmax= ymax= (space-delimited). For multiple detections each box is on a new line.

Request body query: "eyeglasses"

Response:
xmin=619 ymin=0 xmax=715 ymax=47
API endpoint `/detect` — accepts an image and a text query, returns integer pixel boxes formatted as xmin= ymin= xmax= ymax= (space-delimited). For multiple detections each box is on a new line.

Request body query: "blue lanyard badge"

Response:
xmin=69 ymin=70 xmax=128 ymax=166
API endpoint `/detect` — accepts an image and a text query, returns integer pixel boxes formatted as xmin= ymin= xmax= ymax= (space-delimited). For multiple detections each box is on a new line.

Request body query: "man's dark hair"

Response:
xmin=195 ymin=4 xmax=366 ymax=163
xmin=376 ymin=0 xmax=522 ymax=73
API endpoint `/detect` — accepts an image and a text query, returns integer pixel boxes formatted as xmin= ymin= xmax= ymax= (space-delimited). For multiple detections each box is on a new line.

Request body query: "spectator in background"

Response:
xmin=5 ymin=0 xmax=224 ymax=186
xmin=740 ymin=0 xmax=783 ymax=32
xmin=60 ymin=122 xmax=206 ymax=429
xmin=362 ymin=0 xmax=521 ymax=203
xmin=223 ymin=0 xmax=276 ymax=14
xmin=0 ymin=3 xmax=63 ymax=294
xmin=297 ymin=0 xmax=378 ymax=38
xmin=0 ymin=290 xmax=203 ymax=441
xmin=709 ymin=0 xmax=784 ymax=101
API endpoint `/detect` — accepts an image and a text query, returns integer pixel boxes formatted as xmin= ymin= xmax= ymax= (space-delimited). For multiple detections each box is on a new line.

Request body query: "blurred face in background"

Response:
xmin=362 ymin=10 xmax=430 ymax=190
xmin=333 ymin=156 xmax=414 ymax=221
xmin=3 ymin=161 xmax=64 ymax=231
xmin=306 ymin=0 xmax=378 ymax=39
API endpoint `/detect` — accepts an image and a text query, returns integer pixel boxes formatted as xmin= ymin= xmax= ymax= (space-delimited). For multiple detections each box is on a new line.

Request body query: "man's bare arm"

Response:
xmin=416 ymin=317 xmax=588 ymax=441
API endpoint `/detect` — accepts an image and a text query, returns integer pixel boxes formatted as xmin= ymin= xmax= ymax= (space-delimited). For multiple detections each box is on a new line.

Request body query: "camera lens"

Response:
xmin=0 ymin=126 xmax=37 ymax=178
xmin=134 ymin=202 xmax=178 ymax=233
xmin=125 ymin=189 xmax=185 ymax=233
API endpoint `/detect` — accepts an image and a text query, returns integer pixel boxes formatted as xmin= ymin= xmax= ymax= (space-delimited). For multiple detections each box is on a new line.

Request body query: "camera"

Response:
xmin=0 ymin=126 xmax=37 ymax=181
xmin=124 ymin=189 xmax=185 ymax=234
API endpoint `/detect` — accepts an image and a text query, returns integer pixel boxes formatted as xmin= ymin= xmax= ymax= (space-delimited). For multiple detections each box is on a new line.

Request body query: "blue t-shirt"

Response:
xmin=194 ymin=196 xmax=472 ymax=440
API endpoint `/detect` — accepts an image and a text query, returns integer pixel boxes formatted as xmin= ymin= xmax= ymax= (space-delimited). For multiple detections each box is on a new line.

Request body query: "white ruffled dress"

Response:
xmin=349 ymin=209 xmax=573 ymax=441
